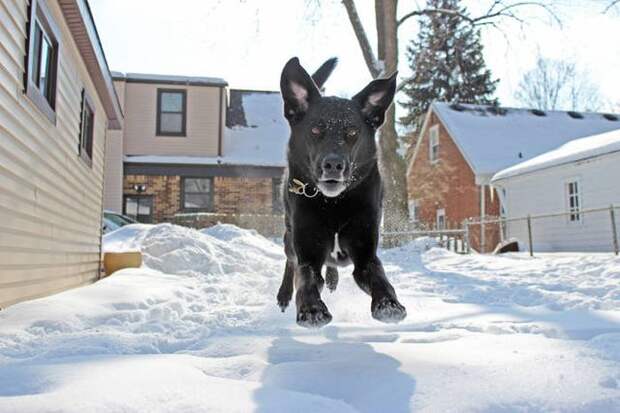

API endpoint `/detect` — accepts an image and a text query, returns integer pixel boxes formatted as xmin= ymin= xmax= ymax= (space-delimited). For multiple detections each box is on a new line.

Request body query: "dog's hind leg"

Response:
xmin=277 ymin=260 xmax=295 ymax=312
xmin=325 ymin=266 xmax=338 ymax=292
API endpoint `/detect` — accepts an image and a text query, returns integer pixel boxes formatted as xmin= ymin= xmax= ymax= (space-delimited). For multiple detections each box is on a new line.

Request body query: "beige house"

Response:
xmin=104 ymin=74 xmax=288 ymax=229
xmin=0 ymin=0 xmax=122 ymax=307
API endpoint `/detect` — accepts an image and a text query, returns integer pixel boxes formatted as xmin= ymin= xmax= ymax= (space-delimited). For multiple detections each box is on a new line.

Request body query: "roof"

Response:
xmin=58 ymin=0 xmax=123 ymax=129
xmin=124 ymin=154 xmax=284 ymax=168
xmin=223 ymin=90 xmax=289 ymax=167
xmin=492 ymin=128 xmax=620 ymax=182
xmin=429 ymin=102 xmax=620 ymax=180
xmin=112 ymin=72 xmax=227 ymax=87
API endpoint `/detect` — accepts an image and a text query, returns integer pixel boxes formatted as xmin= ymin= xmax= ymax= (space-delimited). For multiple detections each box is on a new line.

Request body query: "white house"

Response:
xmin=491 ymin=129 xmax=620 ymax=253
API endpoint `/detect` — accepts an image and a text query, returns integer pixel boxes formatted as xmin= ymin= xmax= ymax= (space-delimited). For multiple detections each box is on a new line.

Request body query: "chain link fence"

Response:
xmin=464 ymin=205 xmax=620 ymax=255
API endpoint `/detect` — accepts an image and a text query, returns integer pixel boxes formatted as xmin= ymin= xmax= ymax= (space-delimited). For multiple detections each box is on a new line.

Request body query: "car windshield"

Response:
xmin=104 ymin=212 xmax=137 ymax=227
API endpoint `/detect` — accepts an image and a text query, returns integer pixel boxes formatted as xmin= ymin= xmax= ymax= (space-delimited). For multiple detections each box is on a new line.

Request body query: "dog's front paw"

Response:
xmin=297 ymin=300 xmax=332 ymax=328
xmin=325 ymin=267 xmax=339 ymax=293
xmin=372 ymin=296 xmax=406 ymax=323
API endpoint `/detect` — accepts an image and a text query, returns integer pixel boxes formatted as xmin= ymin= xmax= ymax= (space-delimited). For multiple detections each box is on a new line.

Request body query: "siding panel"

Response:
xmin=0 ymin=0 xmax=108 ymax=307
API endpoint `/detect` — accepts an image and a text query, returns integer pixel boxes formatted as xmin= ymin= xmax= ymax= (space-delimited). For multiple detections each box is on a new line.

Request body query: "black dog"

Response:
xmin=276 ymin=57 xmax=407 ymax=328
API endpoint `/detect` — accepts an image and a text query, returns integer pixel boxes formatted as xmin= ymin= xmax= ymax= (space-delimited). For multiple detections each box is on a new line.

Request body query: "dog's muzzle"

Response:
xmin=318 ymin=154 xmax=347 ymax=197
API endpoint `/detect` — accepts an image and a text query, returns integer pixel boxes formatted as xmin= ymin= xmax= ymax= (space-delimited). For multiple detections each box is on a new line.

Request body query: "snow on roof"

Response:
xmin=223 ymin=90 xmax=289 ymax=167
xmin=432 ymin=102 xmax=620 ymax=178
xmin=492 ymin=128 xmax=620 ymax=181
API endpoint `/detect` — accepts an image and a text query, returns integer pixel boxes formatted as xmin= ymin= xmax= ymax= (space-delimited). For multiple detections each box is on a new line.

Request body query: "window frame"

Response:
xmin=181 ymin=177 xmax=214 ymax=212
xmin=123 ymin=195 xmax=154 ymax=223
xmin=565 ymin=178 xmax=583 ymax=224
xmin=408 ymin=199 xmax=419 ymax=223
xmin=429 ymin=125 xmax=439 ymax=163
xmin=436 ymin=208 xmax=446 ymax=230
xmin=156 ymin=88 xmax=187 ymax=137
xmin=78 ymin=89 xmax=95 ymax=167
xmin=24 ymin=0 xmax=61 ymax=124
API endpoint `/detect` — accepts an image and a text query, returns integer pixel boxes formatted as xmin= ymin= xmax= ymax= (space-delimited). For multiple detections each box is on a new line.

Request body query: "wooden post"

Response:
xmin=611 ymin=205 xmax=619 ymax=256
xmin=527 ymin=215 xmax=534 ymax=257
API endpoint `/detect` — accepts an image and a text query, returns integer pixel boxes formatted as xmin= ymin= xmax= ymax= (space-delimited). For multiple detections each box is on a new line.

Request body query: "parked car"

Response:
xmin=103 ymin=210 xmax=137 ymax=234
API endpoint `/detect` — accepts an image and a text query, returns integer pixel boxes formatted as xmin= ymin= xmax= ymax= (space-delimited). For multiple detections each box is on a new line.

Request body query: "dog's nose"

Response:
xmin=321 ymin=154 xmax=346 ymax=176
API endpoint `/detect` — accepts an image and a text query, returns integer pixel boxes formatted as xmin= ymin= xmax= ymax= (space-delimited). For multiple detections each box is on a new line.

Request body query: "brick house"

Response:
xmin=406 ymin=102 xmax=620 ymax=252
xmin=104 ymin=74 xmax=288 ymax=230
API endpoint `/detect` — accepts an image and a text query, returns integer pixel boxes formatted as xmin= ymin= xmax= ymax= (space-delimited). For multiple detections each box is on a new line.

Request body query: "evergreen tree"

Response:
xmin=400 ymin=0 xmax=498 ymax=131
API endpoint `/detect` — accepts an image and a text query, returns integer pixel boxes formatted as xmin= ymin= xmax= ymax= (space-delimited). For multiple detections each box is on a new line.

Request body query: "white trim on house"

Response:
xmin=436 ymin=208 xmax=446 ymax=229
xmin=408 ymin=199 xmax=419 ymax=223
xmin=564 ymin=177 xmax=583 ymax=225
xmin=429 ymin=125 xmax=439 ymax=163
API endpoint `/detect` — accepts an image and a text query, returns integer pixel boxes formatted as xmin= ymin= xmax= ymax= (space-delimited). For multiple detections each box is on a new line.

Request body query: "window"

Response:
xmin=272 ymin=178 xmax=284 ymax=214
xmin=182 ymin=178 xmax=213 ymax=211
xmin=25 ymin=0 xmax=60 ymax=123
xmin=79 ymin=90 xmax=95 ymax=166
xmin=157 ymin=89 xmax=187 ymax=136
xmin=408 ymin=199 xmax=419 ymax=223
xmin=429 ymin=125 xmax=439 ymax=162
xmin=500 ymin=188 xmax=507 ymax=218
xmin=124 ymin=196 xmax=153 ymax=223
xmin=436 ymin=208 xmax=446 ymax=230
xmin=566 ymin=180 xmax=582 ymax=222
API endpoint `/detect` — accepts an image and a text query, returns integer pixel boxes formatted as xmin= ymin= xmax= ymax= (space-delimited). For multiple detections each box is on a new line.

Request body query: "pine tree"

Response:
xmin=400 ymin=0 xmax=498 ymax=131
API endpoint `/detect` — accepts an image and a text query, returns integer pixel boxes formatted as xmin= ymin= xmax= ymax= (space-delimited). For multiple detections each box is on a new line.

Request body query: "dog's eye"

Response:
xmin=346 ymin=129 xmax=358 ymax=139
xmin=311 ymin=126 xmax=321 ymax=136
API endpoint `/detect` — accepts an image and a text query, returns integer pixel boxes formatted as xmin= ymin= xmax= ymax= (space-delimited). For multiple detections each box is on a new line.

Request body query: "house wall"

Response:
xmin=103 ymin=80 xmax=125 ymax=212
xmin=496 ymin=152 xmax=620 ymax=252
xmin=123 ymin=174 xmax=276 ymax=222
xmin=407 ymin=112 xmax=501 ymax=252
xmin=214 ymin=176 xmax=273 ymax=214
xmin=0 ymin=0 xmax=108 ymax=307
xmin=121 ymin=82 xmax=222 ymax=157
xmin=407 ymin=112 xmax=500 ymax=228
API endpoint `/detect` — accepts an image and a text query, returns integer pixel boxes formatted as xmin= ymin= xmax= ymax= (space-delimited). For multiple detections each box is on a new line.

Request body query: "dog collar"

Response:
xmin=288 ymin=178 xmax=319 ymax=198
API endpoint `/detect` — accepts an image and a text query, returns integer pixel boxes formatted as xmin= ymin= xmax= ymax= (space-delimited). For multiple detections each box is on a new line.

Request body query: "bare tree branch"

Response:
xmin=341 ymin=0 xmax=382 ymax=77
xmin=397 ymin=1 xmax=561 ymax=29
xmin=604 ymin=0 xmax=620 ymax=13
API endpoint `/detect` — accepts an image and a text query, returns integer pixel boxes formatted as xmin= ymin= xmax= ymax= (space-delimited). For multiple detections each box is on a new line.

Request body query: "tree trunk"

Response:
xmin=375 ymin=0 xmax=409 ymax=235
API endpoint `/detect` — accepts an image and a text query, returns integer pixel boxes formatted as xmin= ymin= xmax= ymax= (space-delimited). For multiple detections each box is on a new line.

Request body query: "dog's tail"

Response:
xmin=312 ymin=57 xmax=338 ymax=91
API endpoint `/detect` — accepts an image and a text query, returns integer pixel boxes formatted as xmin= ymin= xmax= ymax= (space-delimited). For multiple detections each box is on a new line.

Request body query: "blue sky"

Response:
xmin=90 ymin=0 xmax=620 ymax=110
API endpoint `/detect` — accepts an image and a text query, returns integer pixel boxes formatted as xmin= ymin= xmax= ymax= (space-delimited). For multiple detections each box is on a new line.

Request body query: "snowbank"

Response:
xmin=103 ymin=223 xmax=282 ymax=276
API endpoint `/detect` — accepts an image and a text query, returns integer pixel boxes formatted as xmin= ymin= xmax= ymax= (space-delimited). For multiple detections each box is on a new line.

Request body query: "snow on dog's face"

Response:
xmin=280 ymin=57 xmax=397 ymax=197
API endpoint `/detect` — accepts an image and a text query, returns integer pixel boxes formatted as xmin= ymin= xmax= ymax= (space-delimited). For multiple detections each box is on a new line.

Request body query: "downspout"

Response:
xmin=480 ymin=184 xmax=486 ymax=253
xmin=217 ymin=86 xmax=224 ymax=157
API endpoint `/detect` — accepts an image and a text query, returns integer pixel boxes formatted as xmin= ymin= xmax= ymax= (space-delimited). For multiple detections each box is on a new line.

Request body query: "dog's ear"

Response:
xmin=280 ymin=57 xmax=321 ymax=123
xmin=311 ymin=57 xmax=338 ymax=91
xmin=352 ymin=72 xmax=398 ymax=129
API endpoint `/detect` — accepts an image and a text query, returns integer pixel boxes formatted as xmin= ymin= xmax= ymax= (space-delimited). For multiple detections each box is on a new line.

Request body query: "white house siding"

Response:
xmin=0 ymin=1 xmax=108 ymax=307
xmin=500 ymin=152 xmax=620 ymax=252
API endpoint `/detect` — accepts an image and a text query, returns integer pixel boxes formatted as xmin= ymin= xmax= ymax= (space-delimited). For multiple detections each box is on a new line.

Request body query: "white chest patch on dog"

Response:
xmin=330 ymin=233 xmax=343 ymax=260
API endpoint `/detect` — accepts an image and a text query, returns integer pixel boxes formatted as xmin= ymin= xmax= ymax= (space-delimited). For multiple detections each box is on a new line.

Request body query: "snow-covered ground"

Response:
xmin=1 ymin=224 xmax=620 ymax=412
